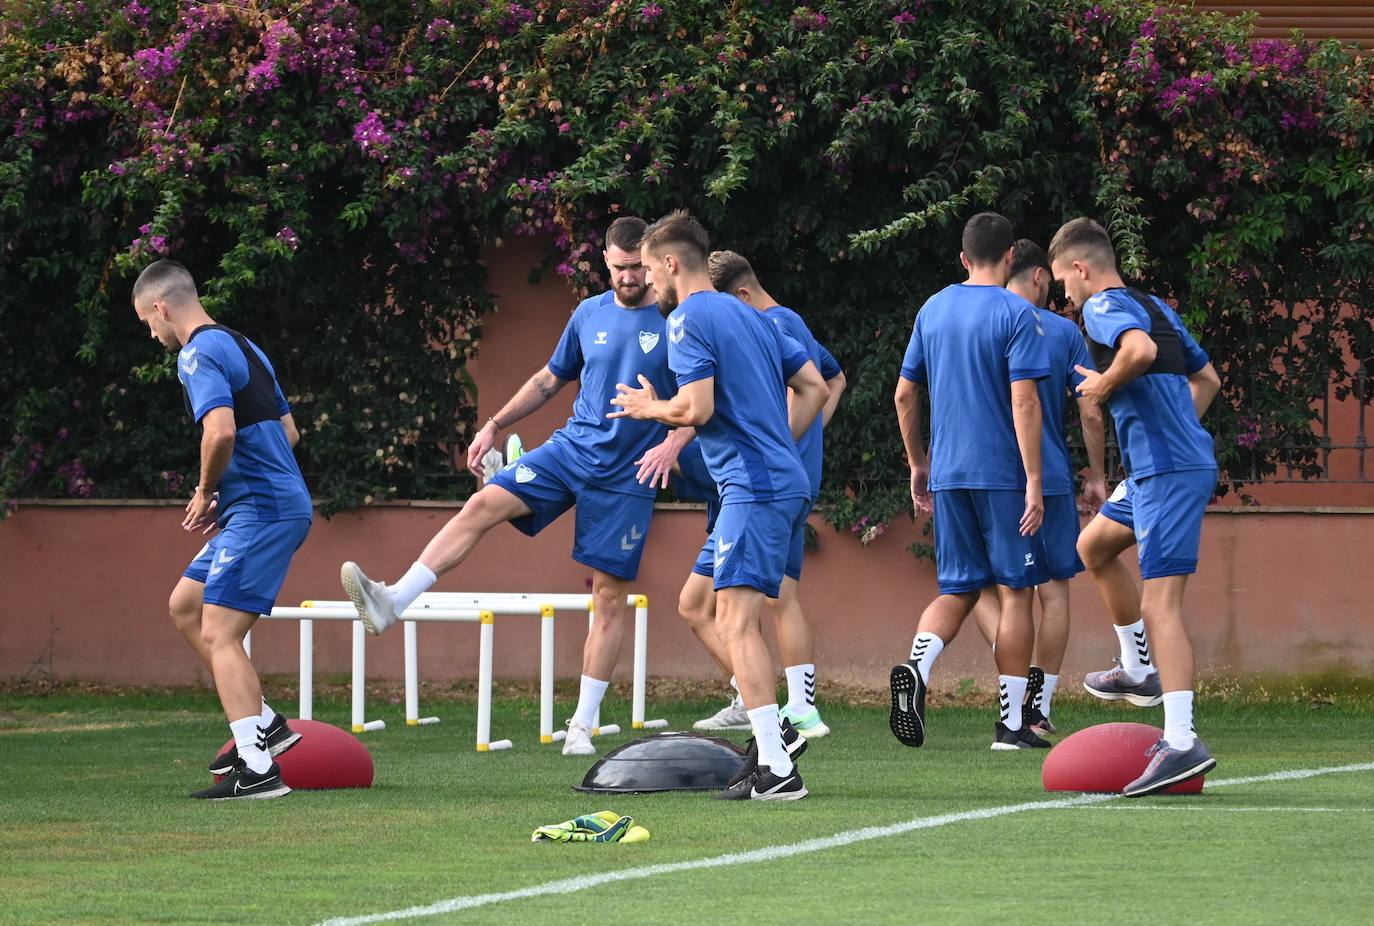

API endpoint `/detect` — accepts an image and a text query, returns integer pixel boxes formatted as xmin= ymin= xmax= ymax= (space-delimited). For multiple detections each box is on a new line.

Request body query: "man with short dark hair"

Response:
xmin=340 ymin=216 xmax=674 ymax=758
xmin=611 ymin=210 xmax=830 ymax=800
xmin=1048 ymin=217 xmax=1221 ymax=796
xmin=133 ymin=259 xmax=311 ymax=800
xmin=889 ymin=212 xmax=1053 ymax=752
xmin=968 ymin=239 xmax=1107 ymax=736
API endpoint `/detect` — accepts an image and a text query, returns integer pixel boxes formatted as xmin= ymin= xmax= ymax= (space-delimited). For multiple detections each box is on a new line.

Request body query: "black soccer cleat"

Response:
xmin=209 ymin=713 xmax=303 ymax=775
xmin=1023 ymin=706 xmax=1058 ymax=737
xmin=991 ymin=721 xmax=1052 ymax=750
xmin=716 ymin=764 xmax=808 ymax=801
xmin=889 ymin=661 xmax=926 ymax=747
xmin=191 ymin=760 xmax=291 ymax=800
xmin=728 ymin=718 xmax=809 ymax=788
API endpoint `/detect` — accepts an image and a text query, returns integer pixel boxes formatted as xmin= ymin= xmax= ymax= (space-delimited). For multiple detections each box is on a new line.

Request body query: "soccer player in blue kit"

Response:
xmin=610 ymin=211 xmax=830 ymax=800
xmin=969 ymin=240 xmax=1107 ymax=736
xmin=1048 ymin=218 xmax=1221 ymax=796
xmin=132 ymin=260 xmax=312 ymax=800
xmin=889 ymin=213 xmax=1055 ymax=751
xmin=340 ymin=217 xmax=675 ymax=757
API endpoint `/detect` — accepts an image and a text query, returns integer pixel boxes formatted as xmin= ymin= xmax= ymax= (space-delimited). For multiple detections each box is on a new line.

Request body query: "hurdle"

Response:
xmin=254 ymin=592 xmax=667 ymax=752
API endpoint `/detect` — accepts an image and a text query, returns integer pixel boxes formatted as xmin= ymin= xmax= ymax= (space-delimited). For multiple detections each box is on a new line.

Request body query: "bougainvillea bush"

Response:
xmin=2 ymin=0 xmax=1371 ymax=535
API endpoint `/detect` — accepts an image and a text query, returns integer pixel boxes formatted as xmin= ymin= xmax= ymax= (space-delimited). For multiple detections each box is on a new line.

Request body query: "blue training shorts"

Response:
xmin=488 ymin=441 xmax=654 ymax=581
xmin=693 ymin=499 xmax=811 ymax=585
xmin=702 ymin=497 xmax=808 ymax=598
xmin=184 ymin=515 xmax=311 ymax=615
xmin=1101 ymin=469 xmax=1215 ymax=579
xmin=933 ymin=489 xmax=1049 ymax=595
xmin=1041 ymin=493 xmax=1084 ymax=581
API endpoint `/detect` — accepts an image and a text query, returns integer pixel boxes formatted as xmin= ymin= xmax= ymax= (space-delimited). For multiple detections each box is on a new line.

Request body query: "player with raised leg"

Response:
xmin=339 ymin=217 xmax=673 ymax=757
xmin=1048 ymin=217 xmax=1221 ymax=796
xmin=132 ymin=260 xmax=312 ymax=800
xmin=889 ymin=213 xmax=1053 ymax=752
xmin=611 ymin=211 xmax=829 ymax=800
xmin=969 ymin=239 xmax=1107 ymax=737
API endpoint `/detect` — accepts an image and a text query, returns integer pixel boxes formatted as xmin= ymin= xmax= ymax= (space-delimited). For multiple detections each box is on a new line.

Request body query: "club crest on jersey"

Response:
xmin=668 ymin=315 xmax=686 ymax=344
xmin=638 ymin=330 xmax=660 ymax=354
xmin=594 ymin=331 xmax=608 ymax=345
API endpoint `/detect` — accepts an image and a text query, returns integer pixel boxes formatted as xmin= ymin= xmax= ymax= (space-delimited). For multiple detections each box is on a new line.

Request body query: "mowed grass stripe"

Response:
xmin=314 ymin=762 xmax=1374 ymax=926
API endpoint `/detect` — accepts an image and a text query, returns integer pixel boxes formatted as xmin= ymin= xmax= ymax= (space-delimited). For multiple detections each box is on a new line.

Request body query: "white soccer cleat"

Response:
xmin=340 ymin=561 xmax=398 ymax=635
xmin=693 ymin=694 xmax=752 ymax=731
xmin=561 ymin=722 xmax=596 ymax=757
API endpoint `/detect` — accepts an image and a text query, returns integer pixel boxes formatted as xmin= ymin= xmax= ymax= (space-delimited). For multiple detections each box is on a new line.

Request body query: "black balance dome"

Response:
xmin=574 ymin=732 xmax=747 ymax=794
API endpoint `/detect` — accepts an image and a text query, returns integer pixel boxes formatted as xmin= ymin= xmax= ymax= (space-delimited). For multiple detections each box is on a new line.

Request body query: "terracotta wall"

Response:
xmin=1 ymin=501 xmax=1370 ymax=688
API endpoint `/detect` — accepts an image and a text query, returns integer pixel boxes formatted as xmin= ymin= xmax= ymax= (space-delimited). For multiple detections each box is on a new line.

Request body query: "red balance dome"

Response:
xmin=213 ymin=719 xmax=373 ymax=790
xmin=1043 ymin=722 xmax=1205 ymax=794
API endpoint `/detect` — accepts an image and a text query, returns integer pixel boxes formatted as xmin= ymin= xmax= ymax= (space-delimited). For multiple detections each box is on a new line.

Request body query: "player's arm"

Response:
xmin=821 ymin=370 xmax=847 ymax=427
xmin=787 ymin=360 xmax=829 ymax=441
xmin=467 ymin=365 xmax=569 ymax=477
xmin=185 ymin=406 xmax=235 ymax=533
xmin=894 ymin=377 xmax=930 ymax=515
xmin=280 ymin=412 xmax=301 ymax=448
xmin=610 ymin=375 xmax=713 ymax=427
xmin=1010 ymin=379 xmax=1044 ymax=536
xmin=1188 ymin=362 xmax=1221 ymax=419
xmin=1075 ymin=397 xmax=1107 ymax=512
xmin=1075 ymin=329 xmax=1155 ymax=404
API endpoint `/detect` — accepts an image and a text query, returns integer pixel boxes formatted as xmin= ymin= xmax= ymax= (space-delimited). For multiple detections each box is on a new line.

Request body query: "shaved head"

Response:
xmin=132 ymin=259 xmax=199 ymax=310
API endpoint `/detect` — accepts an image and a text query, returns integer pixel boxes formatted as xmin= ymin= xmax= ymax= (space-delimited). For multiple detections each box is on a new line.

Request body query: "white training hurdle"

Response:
xmin=251 ymin=592 xmax=668 ymax=752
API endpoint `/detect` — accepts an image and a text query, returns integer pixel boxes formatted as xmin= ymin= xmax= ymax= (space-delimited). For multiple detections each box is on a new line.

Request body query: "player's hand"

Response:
xmin=635 ymin=437 xmax=682 ymax=489
xmin=910 ymin=463 xmax=932 ymax=516
xmin=1074 ymin=365 xmax=1113 ymax=405
xmin=1081 ymin=476 xmax=1108 ymax=515
xmin=466 ymin=420 xmax=499 ymax=478
xmin=1020 ymin=483 xmax=1044 ymax=536
xmin=609 ymin=375 xmax=658 ymax=420
xmin=183 ymin=486 xmax=218 ymax=535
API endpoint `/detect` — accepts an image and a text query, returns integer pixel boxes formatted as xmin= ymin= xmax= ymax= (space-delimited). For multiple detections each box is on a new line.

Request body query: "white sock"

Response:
xmin=910 ymin=632 xmax=944 ymax=685
xmin=230 ymin=715 xmax=272 ymax=774
xmin=388 ymin=561 xmax=437 ymax=615
xmin=1162 ymin=690 xmax=1197 ymax=750
xmin=258 ymin=699 xmax=275 ymax=728
xmin=999 ymin=675 xmax=1027 ymax=731
xmin=571 ymin=675 xmax=609 ymax=729
xmin=747 ymin=704 xmax=793 ymax=776
xmin=784 ymin=663 xmax=816 ymax=716
xmin=1038 ymin=674 xmax=1060 ymax=718
xmin=1114 ymin=619 xmax=1155 ymax=682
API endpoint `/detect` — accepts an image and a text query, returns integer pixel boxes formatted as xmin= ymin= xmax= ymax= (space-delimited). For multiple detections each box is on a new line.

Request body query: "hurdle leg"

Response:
xmin=540 ymin=606 xmax=555 ymax=743
xmin=633 ymin=596 xmax=669 ymax=731
xmin=299 ymin=619 xmax=313 ymax=721
xmin=477 ymin=611 xmax=512 ymax=752
xmin=404 ymin=621 xmax=441 ymax=727
xmin=352 ymin=620 xmax=385 ymax=732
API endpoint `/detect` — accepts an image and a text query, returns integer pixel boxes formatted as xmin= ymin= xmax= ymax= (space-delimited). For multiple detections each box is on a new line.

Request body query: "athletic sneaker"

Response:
xmin=728 ymin=718 xmax=808 ymax=788
xmin=888 ymin=660 xmax=925 ymax=747
xmin=341 ymin=561 xmax=398 ymax=635
xmin=1083 ymin=657 xmax=1163 ymax=707
xmin=1024 ymin=665 xmax=1045 ymax=714
xmin=1023 ymin=706 xmax=1058 ymax=737
xmin=991 ymin=721 xmax=1051 ymax=750
xmin=779 ymin=705 xmax=830 ymax=739
xmin=715 ymin=764 xmax=808 ymax=801
xmin=1123 ymin=738 xmax=1217 ymax=797
xmin=191 ymin=760 xmax=291 ymax=800
xmin=561 ymin=721 xmax=596 ymax=757
xmin=693 ymin=694 xmax=752 ymax=731
xmin=208 ymin=713 xmax=303 ymax=775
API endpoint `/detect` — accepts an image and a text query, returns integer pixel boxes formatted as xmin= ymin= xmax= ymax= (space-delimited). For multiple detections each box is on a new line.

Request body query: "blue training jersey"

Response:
xmin=899 ymin=283 xmax=1050 ymax=491
xmin=1081 ymin=288 xmax=1214 ymax=479
xmin=763 ymin=304 xmax=842 ymax=496
xmin=667 ymin=291 xmax=811 ymax=504
xmin=177 ymin=327 xmax=311 ymax=524
xmin=544 ymin=290 xmax=674 ymax=497
xmin=1038 ymin=309 xmax=1095 ymax=497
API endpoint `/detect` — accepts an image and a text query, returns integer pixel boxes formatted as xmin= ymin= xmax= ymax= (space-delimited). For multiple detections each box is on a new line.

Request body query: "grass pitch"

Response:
xmin=2 ymin=686 xmax=1371 ymax=925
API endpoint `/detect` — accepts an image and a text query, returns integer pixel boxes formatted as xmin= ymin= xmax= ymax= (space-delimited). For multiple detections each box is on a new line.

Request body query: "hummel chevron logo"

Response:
xmin=179 ymin=346 xmax=199 ymax=376
xmin=209 ymin=548 xmax=237 ymax=577
xmin=619 ymin=525 xmax=645 ymax=551
xmin=1134 ymin=630 xmax=1152 ymax=665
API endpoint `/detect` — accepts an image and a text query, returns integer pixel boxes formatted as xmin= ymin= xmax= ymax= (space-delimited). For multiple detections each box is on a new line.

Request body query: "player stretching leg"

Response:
xmin=889 ymin=213 xmax=1052 ymax=751
xmin=970 ymin=239 xmax=1107 ymax=736
xmin=133 ymin=260 xmax=312 ymax=799
xmin=340 ymin=217 xmax=673 ymax=757
xmin=612 ymin=211 xmax=829 ymax=800
xmin=1049 ymin=217 xmax=1221 ymax=795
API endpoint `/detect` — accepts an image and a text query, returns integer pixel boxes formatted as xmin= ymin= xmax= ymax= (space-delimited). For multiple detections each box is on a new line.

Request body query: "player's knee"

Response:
xmin=1078 ymin=535 xmax=1109 ymax=572
xmin=168 ymin=590 xmax=199 ymax=629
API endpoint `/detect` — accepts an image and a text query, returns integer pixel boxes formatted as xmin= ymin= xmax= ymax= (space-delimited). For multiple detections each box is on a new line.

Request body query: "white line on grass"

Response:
xmin=1069 ymin=805 xmax=1368 ymax=813
xmin=314 ymin=761 xmax=1374 ymax=926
